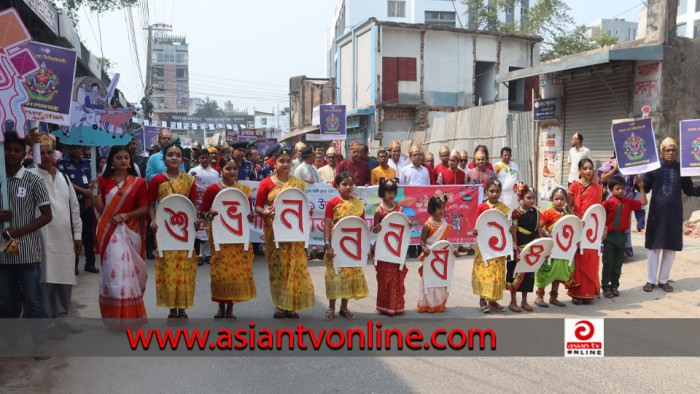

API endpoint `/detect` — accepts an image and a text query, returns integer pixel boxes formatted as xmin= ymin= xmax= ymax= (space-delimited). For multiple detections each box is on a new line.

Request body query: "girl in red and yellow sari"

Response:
xmin=372 ymin=177 xmax=407 ymax=315
xmin=473 ymin=179 xmax=512 ymax=313
xmin=417 ymin=195 xmax=458 ymax=313
xmin=322 ymin=172 xmax=370 ymax=320
xmin=254 ymin=144 xmax=315 ymax=318
xmin=148 ymin=143 xmax=199 ymax=323
xmin=567 ymin=158 xmax=603 ymax=304
xmin=92 ymin=145 xmax=149 ymax=329
xmin=200 ymin=155 xmax=256 ymax=319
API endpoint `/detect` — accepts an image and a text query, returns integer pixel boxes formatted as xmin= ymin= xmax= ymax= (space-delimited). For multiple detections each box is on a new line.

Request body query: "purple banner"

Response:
xmin=611 ymin=118 xmax=660 ymax=175
xmin=21 ymin=42 xmax=77 ymax=126
xmin=320 ymin=104 xmax=346 ymax=141
xmin=255 ymin=138 xmax=277 ymax=157
xmin=680 ymin=119 xmax=700 ymax=177
xmin=238 ymin=136 xmax=257 ymax=142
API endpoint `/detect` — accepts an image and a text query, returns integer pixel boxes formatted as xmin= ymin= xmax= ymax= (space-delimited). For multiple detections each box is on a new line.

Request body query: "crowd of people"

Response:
xmin=1 ymin=127 xmax=698 ymax=360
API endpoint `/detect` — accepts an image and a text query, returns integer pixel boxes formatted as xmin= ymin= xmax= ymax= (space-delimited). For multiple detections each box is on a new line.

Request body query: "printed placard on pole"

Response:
xmin=611 ymin=118 xmax=660 ymax=175
xmin=211 ymin=188 xmax=251 ymax=251
xmin=680 ymin=119 xmax=700 ymax=177
xmin=514 ymin=238 xmax=554 ymax=273
xmin=550 ymin=215 xmax=583 ymax=264
xmin=580 ymin=204 xmax=606 ymax=254
xmin=373 ymin=212 xmax=411 ymax=269
xmin=422 ymin=240 xmax=456 ymax=293
xmin=474 ymin=209 xmax=513 ymax=263
xmin=272 ymin=187 xmax=311 ymax=248
xmin=331 ymin=216 xmax=370 ymax=275
xmin=155 ymin=194 xmax=196 ymax=257
xmin=319 ymin=104 xmax=346 ymax=141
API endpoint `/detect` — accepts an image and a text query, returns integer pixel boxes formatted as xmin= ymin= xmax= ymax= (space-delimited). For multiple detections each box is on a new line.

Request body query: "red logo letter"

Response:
xmin=163 ymin=208 xmax=188 ymax=242
xmin=339 ymin=228 xmax=362 ymax=261
xmin=221 ymin=201 xmax=243 ymax=236
xmin=487 ymin=221 xmax=506 ymax=251
xmin=574 ymin=320 xmax=595 ymax=341
xmin=586 ymin=213 xmax=599 ymax=243
xmin=556 ymin=224 xmax=574 ymax=252
xmin=281 ymin=199 xmax=303 ymax=233
xmin=383 ymin=222 xmax=405 ymax=257
xmin=430 ymin=247 xmax=450 ymax=280
xmin=525 ymin=244 xmax=544 ymax=266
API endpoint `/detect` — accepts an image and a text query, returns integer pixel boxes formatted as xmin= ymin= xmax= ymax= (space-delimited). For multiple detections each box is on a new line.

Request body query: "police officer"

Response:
xmin=231 ymin=141 xmax=256 ymax=181
xmin=57 ymin=145 xmax=98 ymax=274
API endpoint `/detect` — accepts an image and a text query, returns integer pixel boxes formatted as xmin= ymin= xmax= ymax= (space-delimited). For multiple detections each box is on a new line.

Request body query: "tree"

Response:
xmin=51 ymin=0 xmax=138 ymax=24
xmin=96 ymin=56 xmax=115 ymax=77
xmin=540 ymin=25 xmax=619 ymax=62
xmin=462 ymin=0 xmax=573 ymax=38
xmin=193 ymin=97 xmax=224 ymax=118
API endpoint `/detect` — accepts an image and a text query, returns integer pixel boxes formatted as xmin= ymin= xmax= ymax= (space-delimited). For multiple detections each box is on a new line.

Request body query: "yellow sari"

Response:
xmin=263 ymin=176 xmax=315 ymax=311
xmin=324 ymin=197 xmax=369 ymax=300
xmin=155 ymin=172 xmax=199 ymax=309
xmin=208 ymin=182 xmax=256 ymax=304
xmin=472 ymin=201 xmax=510 ymax=302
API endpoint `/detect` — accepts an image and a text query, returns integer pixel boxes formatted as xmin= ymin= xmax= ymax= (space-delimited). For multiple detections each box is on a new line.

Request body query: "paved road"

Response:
xmin=1 ymin=231 xmax=699 ymax=392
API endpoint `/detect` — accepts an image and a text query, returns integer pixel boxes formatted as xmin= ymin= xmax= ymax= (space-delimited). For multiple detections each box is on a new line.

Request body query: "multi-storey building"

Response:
xmin=149 ymin=24 xmax=189 ymax=118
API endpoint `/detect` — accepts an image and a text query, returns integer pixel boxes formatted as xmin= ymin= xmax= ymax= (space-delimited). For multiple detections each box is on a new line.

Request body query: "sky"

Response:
xmin=74 ymin=0 xmax=645 ymax=114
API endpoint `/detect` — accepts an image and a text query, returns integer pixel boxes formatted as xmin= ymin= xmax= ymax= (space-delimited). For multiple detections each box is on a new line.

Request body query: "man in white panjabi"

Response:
xmin=318 ymin=145 xmax=339 ymax=183
xmin=388 ymin=139 xmax=408 ymax=174
xmin=294 ymin=146 xmax=322 ymax=184
xmin=29 ymin=136 xmax=83 ymax=337
xmin=494 ymin=146 xmax=520 ymax=211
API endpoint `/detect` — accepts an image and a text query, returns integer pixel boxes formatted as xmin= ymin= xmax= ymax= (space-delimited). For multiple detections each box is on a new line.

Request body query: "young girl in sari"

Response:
xmin=254 ymin=144 xmax=315 ymax=318
xmin=200 ymin=155 xmax=255 ymax=319
xmin=93 ymin=145 xmax=149 ymax=329
xmin=148 ymin=143 xmax=199 ymax=323
xmin=372 ymin=177 xmax=406 ymax=315
xmin=534 ymin=187 xmax=574 ymax=307
xmin=417 ymin=195 xmax=459 ymax=313
xmin=567 ymin=158 xmax=603 ymax=304
xmin=323 ymin=172 xmax=369 ymax=320
xmin=473 ymin=179 xmax=512 ymax=313
xmin=508 ymin=183 xmax=542 ymax=312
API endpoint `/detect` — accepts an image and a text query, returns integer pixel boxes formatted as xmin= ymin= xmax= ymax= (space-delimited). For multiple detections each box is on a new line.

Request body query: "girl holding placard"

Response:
xmin=417 ymin=195 xmax=455 ymax=313
xmin=508 ymin=183 xmax=542 ymax=312
xmin=534 ymin=187 xmax=574 ymax=307
xmin=472 ymin=179 xmax=512 ymax=313
xmin=255 ymin=145 xmax=315 ymax=318
xmin=323 ymin=172 xmax=369 ymax=320
xmin=148 ymin=143 xmax=199 ymax=323
xmin=567 ymin=158 xmax=603 ymax=305
xmin=373 ymin=177 xmax=407 ymax=315
xmin=200 ymin=155 xmax=255 ymax=319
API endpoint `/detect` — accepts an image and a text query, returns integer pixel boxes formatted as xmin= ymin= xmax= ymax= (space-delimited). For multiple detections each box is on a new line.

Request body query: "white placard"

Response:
xmin=373 ymin=212 xmax=410 ymax=269
xmin=211 ymin=188 xmax=251 ymax=251
xmin=514 ymin=238 xmax=554 ymax=273
xmin=550 ymin=215 xmax=583 ymax=264
xmin=331 ymin=216 xmax=370 ymax=275
xmin=155 ymin=194 xmax=196 ymax=257
xmin=272 ymin=187 xmax=311 ymax=248
xmin=475 ymin=209 xmax=513 ymax=262
xmin=580 ymin=204 xmax=606 ymax=255
xmin=422 ymin=240 xmax=456 ymax=293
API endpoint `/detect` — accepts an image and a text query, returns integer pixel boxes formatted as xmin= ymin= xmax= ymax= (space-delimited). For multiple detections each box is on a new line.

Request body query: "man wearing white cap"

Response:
xmin=318 ymin=145 xmax=339 ymax=183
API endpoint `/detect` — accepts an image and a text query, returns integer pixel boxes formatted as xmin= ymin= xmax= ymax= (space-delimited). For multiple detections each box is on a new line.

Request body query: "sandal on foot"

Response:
xmin=480 ymin=305 xmax=491 ymax=313
xmin=659 ymin=282 xmax=674 ymax=292
xmin=604 ymin=289 xmax=614 ymax=298
xmin=177 ymin=311 xmax=188 ymax=319
xmin=167 ymin=311 xmax=178 ymax=325
xmin=521 ymin=303 xmax=534 ymax=311
xmin=611 ymin=288 xmax=620 ymax=297
xmin=534 ymin=299 xmax=549 ymax=308
xmin=273 ymin=308 xmax=286 ymax=318
xmin=582 ymin=299 xmax=592 ymax=305
xmin=225 ymin=306 xmax=236 ymax=319
xmin=549 ymin=298 xmax=566 ymax=307
xmin=643 ymin=282 xmax=655 ymax=292
xmin=285 ymin=310 xmax=299 ymax=319
xmin=339 ymin=309 xmax=356 ymax=319
xmin=572 ymin=298 xmax=583 ymax=305
xmin=214 ymin=306 xmax=225 ymax=319
xmin=323 ymin=309 xmax=335 ymax=321
xmin=489 ymin=302 xmax=505 ymax=312
xmin=508 ymin=304 xmax=522 ymax=312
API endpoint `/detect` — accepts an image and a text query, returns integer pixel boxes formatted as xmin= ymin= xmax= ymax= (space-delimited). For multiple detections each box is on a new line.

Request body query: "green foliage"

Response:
xmin=193 ymin=97 xmax=224 ymax=118
xmin=51 ymin=0 xmax=138 ymax=24
xmin=462 ymin=0 xmax=573 ymax=37
xmin=540 ymin=25 xmax=619 ymax=62
xmin=96 ymin=56 xmax=115 ymax=76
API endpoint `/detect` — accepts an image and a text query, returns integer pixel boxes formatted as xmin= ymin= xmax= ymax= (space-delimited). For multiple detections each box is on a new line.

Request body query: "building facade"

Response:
xmin=149 ymin=24 xmax=189 ymax=118
xmin=676 ymin=0 xmax=700 ymax=38
xmin=589 ymin=18 xmax=639 ymax=43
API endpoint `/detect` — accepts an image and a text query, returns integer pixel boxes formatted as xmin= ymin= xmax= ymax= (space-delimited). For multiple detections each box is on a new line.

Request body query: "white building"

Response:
xmin=254 ymin=111 xmax=290 ymax=134
xmin=327 ymin=0 xmax=531 ymax=77
xmin=589 ymin=18 xmax=638 ymax=43
xmin=676 ymin=0 xmax=700 ymax=38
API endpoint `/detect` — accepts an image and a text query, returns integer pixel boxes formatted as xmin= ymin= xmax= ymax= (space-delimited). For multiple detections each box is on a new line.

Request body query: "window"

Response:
xmin=694 ymin=21 xmax=700 ymax=39
xmin=397 ymin=57 xmax=416 ymax=81
xmin=176 ymin=67 xmax=187 ymax=79
xmin=262 ymin=118 xmax=267 ymax=125
xmin=697 ymin=0 xmax=700 ymax=12
xmin=425 ymin=11 xmax=456 ymax=26
xmin=388 ymin=1 xmax=406 ymax=18
xmin=679 ymin=0 xmax=688 ymax=15
xmin=154 ymin=67 xmax=164 ymax=78
xmin=677 ymin=23 xmax=687 ymax=37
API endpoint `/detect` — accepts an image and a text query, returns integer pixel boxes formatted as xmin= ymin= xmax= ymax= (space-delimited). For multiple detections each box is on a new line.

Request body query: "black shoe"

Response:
xmin=84 ymin=266 xmax=100 ymax=274
xmin=198 ymin=257 xmax=204 ymax=266
xmin=146 ymin=251 xmax=155 ymax=260
xmin=75 ymin=267 xmax=79 ymax=275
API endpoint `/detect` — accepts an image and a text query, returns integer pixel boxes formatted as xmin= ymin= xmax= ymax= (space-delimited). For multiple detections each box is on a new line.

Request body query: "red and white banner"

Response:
xmin=373 ymin=212 xmax=411 ymax=269
xmin=155 ymin=194 xmax=196 ymax=257
xmin=474 ymin=209 xmax=513 ymax=263
xmin=272 ymin=187 xmax=311 ymax=248
xmin=211 ymin=188 xmax=251 ymax=251
xmin=550 ymin=215 xmax=583 ymax=263
xmin=422 ymin=240 xmax=456 ymax=293
xmin=331 ymin=216 xmax=370 ymax=275
xmin=580 ymin=204 xmax=605 ymax=255
xmin=514 ymin=238 xmax=554 ymax=274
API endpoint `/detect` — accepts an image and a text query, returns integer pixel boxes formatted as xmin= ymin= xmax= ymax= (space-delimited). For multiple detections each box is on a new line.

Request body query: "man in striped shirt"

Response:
xmin=0 ymin=131 xmax=53 ymax=360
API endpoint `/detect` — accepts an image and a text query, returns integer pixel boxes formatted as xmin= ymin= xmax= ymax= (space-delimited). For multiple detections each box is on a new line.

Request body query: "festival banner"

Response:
xmin=21 ymin=42 xmax=77 ymax=126
xmin=155 ymin=194 xmax=196 ymax=257
xmin=611 ymin=118 xmax=660 ymax=175
xmin=680 ymin=119 xmax=700 ymax=177
xmin=319 ymin=104 xmax=346 ymax=141
xmin=255 ymin=138 xmax=278 ymax=156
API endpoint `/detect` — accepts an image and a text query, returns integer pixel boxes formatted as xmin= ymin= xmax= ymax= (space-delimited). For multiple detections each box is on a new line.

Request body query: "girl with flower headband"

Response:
xmin=472 ymin=179 xmax=513 ymax=313
xmin=567 ymin=158 xmax=603 ymax=304
xmin=372 ymin=177 xmax=406 ymax=315
xmin=323 ymin=172 xmax=369 ymax=320
xmin=200 ymin=155 xmax=256 ymax=319
xmin=534 ymin=186 xmax=574 ymax=308
xmin=254 ymin=144 xmax=315 ymax=318
xmin=507 ymin=182 xmax=542 ymax=312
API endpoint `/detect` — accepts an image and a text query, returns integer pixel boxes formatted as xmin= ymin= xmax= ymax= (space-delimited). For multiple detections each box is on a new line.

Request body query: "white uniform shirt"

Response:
xmin=399 ymin=163 xmax=431 ymax=185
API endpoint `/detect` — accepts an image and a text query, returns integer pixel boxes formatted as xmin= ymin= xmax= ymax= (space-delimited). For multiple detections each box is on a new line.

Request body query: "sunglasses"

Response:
xmin=460 ymin=159 xmax=468 ymax=162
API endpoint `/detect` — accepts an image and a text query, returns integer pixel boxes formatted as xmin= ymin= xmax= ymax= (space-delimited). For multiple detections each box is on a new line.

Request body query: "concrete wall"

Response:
xmin=423 ymin=30 xmax=472 ymax=106
xmin=382 ymin=27 xmax=421 ymax=103
xmin=355 ymin=29 xmax=373 ymax=109
xmin=288 ymin=76 xmax=335 ymax=130
xmin=339 ymin=43 xmax=354 ymax=107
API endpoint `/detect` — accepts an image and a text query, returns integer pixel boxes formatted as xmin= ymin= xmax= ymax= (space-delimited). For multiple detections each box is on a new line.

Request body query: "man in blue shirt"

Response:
xmin=57 ymin=145 xmax=98 ymax=274
xmin=231 ymin=140 xmax=256 ymax=181
xmin=145 ymin=129 xmax=184 ymax=182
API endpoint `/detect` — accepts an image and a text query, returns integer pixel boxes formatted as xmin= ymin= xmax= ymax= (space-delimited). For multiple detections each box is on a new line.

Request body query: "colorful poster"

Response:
xmin=319 ymin=104 xmax=346 ymax=141
xmin=533 ymin=98 xmax=556 ymax=121
xmin=538 ymin=125 xmax=563 ymax=207
xmin=21 ymin=42 xmax=77 ymax=126
xmin=680 ymin=119 xmax=700 ymax=177
xmin=611 ymin=118 xmax=660 ymax=175
xmin=255 ymin=138 xmax=278 ymax=156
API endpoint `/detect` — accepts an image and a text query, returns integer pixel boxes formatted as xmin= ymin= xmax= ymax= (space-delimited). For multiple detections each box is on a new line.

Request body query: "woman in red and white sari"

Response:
xmin=92 ymin=145 xmax=149 ymax=329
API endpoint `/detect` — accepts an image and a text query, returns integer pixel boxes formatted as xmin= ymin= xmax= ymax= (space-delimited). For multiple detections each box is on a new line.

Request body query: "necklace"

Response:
xmin=428 ymin=217 xmax=441 ymax=226
xmin=554 ymin=207 xmax=567 ymax=216
xmin=381 ymin=201 xmax=396 ymax=212
xmin=115 ymin=177 xmax=127 ymax=196
xmin=219 ymin=180 xmax=236 ymax=189
xmin=164 ymin=171 xmax=180 ymax=181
